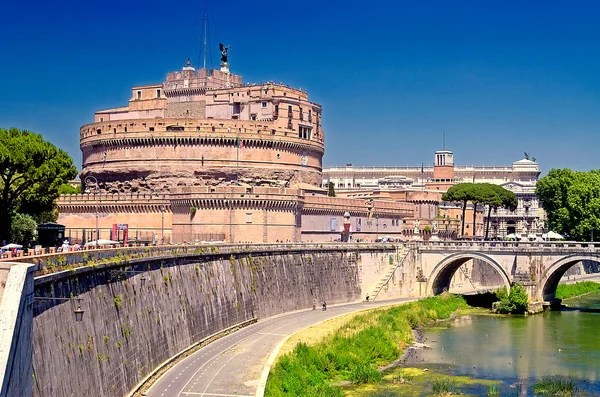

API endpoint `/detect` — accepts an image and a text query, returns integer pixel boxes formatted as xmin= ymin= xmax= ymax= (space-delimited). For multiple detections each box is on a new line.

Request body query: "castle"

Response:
xmin=58 ymin=57 xmax=413 ymax=244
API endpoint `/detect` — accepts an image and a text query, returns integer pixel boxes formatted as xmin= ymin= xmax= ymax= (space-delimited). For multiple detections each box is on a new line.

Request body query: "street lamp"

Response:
xmin=84 ymin=175 xmax=99 ymax=249
xmin=34 ymin=297 xmax=85 ymax=322
xmin=161 ymin=204 xmax=166 ymax=245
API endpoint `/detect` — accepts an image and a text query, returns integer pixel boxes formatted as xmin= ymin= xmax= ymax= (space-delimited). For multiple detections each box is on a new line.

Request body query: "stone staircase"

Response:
xmin=368 ymin=247 xmax=410 ymax=301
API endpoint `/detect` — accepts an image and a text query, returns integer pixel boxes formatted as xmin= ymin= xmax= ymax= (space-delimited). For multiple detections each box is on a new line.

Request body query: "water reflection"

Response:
xmin=419 ymin=294 xmax=600 ymax=386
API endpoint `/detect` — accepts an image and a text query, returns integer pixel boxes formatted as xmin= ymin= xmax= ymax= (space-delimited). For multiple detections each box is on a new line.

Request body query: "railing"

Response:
xmin=413 ymin=240 xmax=600 ymax=252
xmin=1 ymin=242 xmax=400 ymax=278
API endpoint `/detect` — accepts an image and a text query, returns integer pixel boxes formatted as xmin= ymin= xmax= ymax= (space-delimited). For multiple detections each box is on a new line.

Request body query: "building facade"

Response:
xmin=323 ymin=150 xmax=544 ymax=238
xmin=58 ymin=57 xmax=414 ymax=244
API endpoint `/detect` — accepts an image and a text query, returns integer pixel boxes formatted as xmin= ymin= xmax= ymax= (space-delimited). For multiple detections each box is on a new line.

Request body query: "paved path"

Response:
xmin=146 ymin=298 xmax=415 ymax=397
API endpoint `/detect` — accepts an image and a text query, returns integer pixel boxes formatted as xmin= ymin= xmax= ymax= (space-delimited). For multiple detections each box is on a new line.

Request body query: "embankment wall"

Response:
xmin=32 ymin=247 xmax=397 ymax=397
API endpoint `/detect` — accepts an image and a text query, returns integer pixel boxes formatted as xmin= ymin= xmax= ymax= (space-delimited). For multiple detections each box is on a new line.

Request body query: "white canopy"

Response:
xmin=84 ymin=239 xmax=120 ymax=247
xmin=505 ymin=233 xmax=519 ymax=240
xmin=1 ymin=243 xmax=22 ymax=250
xmin=542 ymin=231 xmax=564 ymax=240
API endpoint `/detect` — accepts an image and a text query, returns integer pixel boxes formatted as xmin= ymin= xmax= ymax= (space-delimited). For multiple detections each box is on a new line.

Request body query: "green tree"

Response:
xmin=58 ymin=183 xmax=81 ymax=195
xmin=442 ymin=183 xmax=473 ymax=237
xmin=480 ymin=184 xmax=518 ymax=239
xmin=536 ymin=168 xmax=600 ymax=240
xmin=10 ymin=213 xmax=37 ymax=245
xmin=0 ymin=128 xmax=77 ymax=241
xmin=328 ymin=181 xmax=336 ymax=197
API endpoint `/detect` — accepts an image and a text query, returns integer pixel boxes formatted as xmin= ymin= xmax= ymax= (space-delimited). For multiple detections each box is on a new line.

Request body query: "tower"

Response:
xmin=433 ymin=150 xmax=454 ymax=180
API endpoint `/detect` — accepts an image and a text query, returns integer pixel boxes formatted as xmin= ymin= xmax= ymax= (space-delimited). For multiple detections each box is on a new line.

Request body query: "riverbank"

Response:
xmin=556 ymin=280 xmax=600 ymax=300
xmin=264 ymin=294 xmax=468 ymax=396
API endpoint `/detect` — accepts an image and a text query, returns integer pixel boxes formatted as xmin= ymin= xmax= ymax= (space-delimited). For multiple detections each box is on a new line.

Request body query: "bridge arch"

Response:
xmin=427 ymin=251 xmax=511 ymax=295
xmin=540 ymin=254 xmax=600 ymax=301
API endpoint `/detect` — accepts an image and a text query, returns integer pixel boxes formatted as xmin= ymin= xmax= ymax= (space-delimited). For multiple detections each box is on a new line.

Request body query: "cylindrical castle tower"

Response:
xmin=80 ymin=61 xmax=324 ymax=193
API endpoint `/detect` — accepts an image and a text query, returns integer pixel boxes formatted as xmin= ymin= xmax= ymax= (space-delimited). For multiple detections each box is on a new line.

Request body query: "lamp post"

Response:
xmin=34 ymin=297 xmax=85 ymax=322
xmin=84 ymin=175 xmax=99 ymax=248
xmin=160 ymin=204 xmax=165 ymax=245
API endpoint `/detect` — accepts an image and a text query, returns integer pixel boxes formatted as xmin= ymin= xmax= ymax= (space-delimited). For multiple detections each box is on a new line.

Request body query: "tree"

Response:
xmin=536 ymin=168 xmax=600 ymax=240
xmin=328 ymin=181 xmax=336 ymax=197
xmin=0 ymin=128 xmax=77 ymax=241
xmin=59 ymin=183 xmax=81 ymax=195
xmin=10 ymin=213 xmax=37 ymax=245
xmin=442 ymin=183 xmax=474 ymax=237
xmin=480 ymin=184 xmax=518 ymax=239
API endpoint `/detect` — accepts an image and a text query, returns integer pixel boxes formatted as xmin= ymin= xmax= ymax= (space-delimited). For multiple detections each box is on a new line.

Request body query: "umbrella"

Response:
xmin=1 ymin=243 xmax=22 ymax=250
xmin=84 ymin=239 xmax=120 ymax=247
xmin=544 ymin=231 xmax=563 ymax=240
xmin=505 ymin=233 xmax=518 ymax=240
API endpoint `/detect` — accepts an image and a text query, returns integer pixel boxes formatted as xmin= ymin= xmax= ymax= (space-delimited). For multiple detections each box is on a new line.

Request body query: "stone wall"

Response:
xmin=0 ymin=264 xmax=35 ymax=397
xmin=32 ymin=247 xmax=394 ymax=397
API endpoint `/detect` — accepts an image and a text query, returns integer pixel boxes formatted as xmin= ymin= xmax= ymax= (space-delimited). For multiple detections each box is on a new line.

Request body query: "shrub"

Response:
xmin=495 ymin=284 xmax=528 ymax=314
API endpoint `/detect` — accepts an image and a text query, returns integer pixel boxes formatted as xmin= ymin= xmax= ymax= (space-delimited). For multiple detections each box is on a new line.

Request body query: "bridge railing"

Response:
xmin=0 ymin=242 xmax=400 ymax=277
xmin=412 ymin=240 xmax=600 ymax=252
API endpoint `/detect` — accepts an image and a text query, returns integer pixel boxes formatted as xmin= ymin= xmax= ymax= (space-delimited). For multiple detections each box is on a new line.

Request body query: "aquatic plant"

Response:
xmin=533 ymin=377 xmax=577 ymax=395
xmin=431 ymin=379 xmax=457 ymax=395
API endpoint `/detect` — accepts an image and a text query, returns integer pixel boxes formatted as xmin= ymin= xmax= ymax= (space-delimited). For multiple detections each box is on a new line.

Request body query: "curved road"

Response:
xmin=146 ymin=298 xmax=414 ymax=397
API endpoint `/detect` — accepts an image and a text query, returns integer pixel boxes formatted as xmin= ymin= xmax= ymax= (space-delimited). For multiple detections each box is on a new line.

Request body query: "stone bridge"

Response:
xmin=0 ymin=241 xmax=598 ymax=397
xmin=407 ymin=240 xmax=600 ymax=302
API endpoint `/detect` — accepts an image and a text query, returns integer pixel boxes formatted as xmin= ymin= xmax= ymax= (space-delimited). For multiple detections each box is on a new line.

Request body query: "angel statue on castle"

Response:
xmin=219 ymin=43 xmax=231 ymax=64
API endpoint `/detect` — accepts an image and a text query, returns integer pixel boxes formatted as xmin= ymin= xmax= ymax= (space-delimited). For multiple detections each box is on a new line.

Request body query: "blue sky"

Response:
xmin=1 ymin=0 xmax=599 ymax=173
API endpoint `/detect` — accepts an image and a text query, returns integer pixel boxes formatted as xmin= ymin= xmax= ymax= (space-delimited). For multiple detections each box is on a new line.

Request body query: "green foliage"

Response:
xmin=495 ymin=284 xmax=529 ymax=314
xmin=536 ymin=168 xmax=600 ymax=241
xmin=442 ymin=183 xmax=517 ymax=238
xmin=114 ymin=294 xmax=123 ymax=311
xmin=0 ymin=128 xmax=77 ymax=240
xmin=533 ymin=377 xmax=577 ymax=395
xmin=556 ymin=281 xmax=600 ymax=299
xmin=432 ymin=379 xmax=457 ymax=395
xmin=58 ymin=183 xmax=81 ymax=195
xmin=327 ymin=181 xmax=336 ymax=197
xmin=265 ymin=294 xmax=467 ymax=396
xmin=10 ymin=213 xmax=37 ymax=245
xmin=190 ymin=206 xmax=197 ymax=216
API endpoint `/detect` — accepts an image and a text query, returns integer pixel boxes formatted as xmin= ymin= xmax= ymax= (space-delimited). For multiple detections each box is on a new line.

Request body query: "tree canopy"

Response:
xmin=442 ymin=183 xmax=517 ymax=238
xmin=0 ymin=128 xmax=77 ymax=241
xmin=327 ymin=181 xmax=336 ymax=197
xmin=536 ymin=168 xmax=600 ymax=241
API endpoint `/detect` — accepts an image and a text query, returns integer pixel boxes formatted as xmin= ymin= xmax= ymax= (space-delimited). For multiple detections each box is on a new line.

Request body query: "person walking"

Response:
xmin=322 ymin=301 xmax=327 ymax=311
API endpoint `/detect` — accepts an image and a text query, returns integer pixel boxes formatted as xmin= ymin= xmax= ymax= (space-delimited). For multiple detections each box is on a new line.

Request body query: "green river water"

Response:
xmin=412 ymin=292 xmax=600 ymax=395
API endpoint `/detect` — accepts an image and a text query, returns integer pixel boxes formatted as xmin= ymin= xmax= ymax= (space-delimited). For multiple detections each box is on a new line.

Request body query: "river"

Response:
xmin=413 ymin=292 xmax=600 ymax=395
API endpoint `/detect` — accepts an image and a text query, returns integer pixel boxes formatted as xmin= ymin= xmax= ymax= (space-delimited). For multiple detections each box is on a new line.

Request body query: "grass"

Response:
xmin=431 ymin=379 xmax=457 ymax=395
xmin=556 ymin=281 xmax=600 ymax=300
xmin=265 ymin=293 xmax=468 ymax=397
xmin=533 ymin=377 xmax=578 ymax=396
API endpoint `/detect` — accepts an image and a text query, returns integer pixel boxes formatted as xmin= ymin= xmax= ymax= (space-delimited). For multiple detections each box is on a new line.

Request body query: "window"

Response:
xmin=137 ymin=91 xmax=142 ymax=100
xmin=298 ymin=126 xmax=312 ymax=140
xmin=156 ymin=89 xmax=161 ymax=98
xmin=261 ymin=101 xmax=267 ymax=108
xmin=251 ymin=114 xmax=257 ymax=121
xmin=274 ymin=105 xmax=279 ymax=119
xmin=100 ymin=117 xmax=104 ymax=122
xmin=149 ymin=127 xmax=155 ymax=132
xmin=246 ymin=213 xmax=252 ymax=223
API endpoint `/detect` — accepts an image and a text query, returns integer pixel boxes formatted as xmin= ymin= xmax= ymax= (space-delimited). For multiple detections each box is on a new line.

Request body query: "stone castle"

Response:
xmin=58 ymin=57 xmax=413 ymax=243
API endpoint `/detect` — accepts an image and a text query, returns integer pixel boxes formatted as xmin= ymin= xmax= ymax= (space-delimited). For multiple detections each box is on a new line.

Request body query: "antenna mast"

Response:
xmin=443 ymin=130 xmax=446 ymax=150
xmin=202 ymin=6 xmax=207 ymax=70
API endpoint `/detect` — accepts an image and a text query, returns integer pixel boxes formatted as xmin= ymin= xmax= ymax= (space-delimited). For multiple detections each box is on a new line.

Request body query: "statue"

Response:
xmin=432 ymin=221 xmax=438 ymax=234
xmin=414 ymin=220 xmax=420 ymax=234
xmin=219 ymin=43 xmax=231 ymax=64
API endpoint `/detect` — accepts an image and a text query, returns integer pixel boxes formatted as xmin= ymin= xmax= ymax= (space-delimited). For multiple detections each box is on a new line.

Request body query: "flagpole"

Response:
xmin=236 ymin=132 xmax=239 ymax=183
xmin=421 ymin=162 xmax=424 ymax=191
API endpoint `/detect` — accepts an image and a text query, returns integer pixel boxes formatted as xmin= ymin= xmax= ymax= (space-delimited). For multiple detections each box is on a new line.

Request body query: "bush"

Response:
xmin=10 ymin=213 xmax=37 ymax=245
xmin=495 ymin=284 xmax=528 ymax=314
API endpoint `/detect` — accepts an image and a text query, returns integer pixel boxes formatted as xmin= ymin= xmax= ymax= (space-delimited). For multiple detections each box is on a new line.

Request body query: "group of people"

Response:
xmin=312 ymin=299 xmax=327 ymax=311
